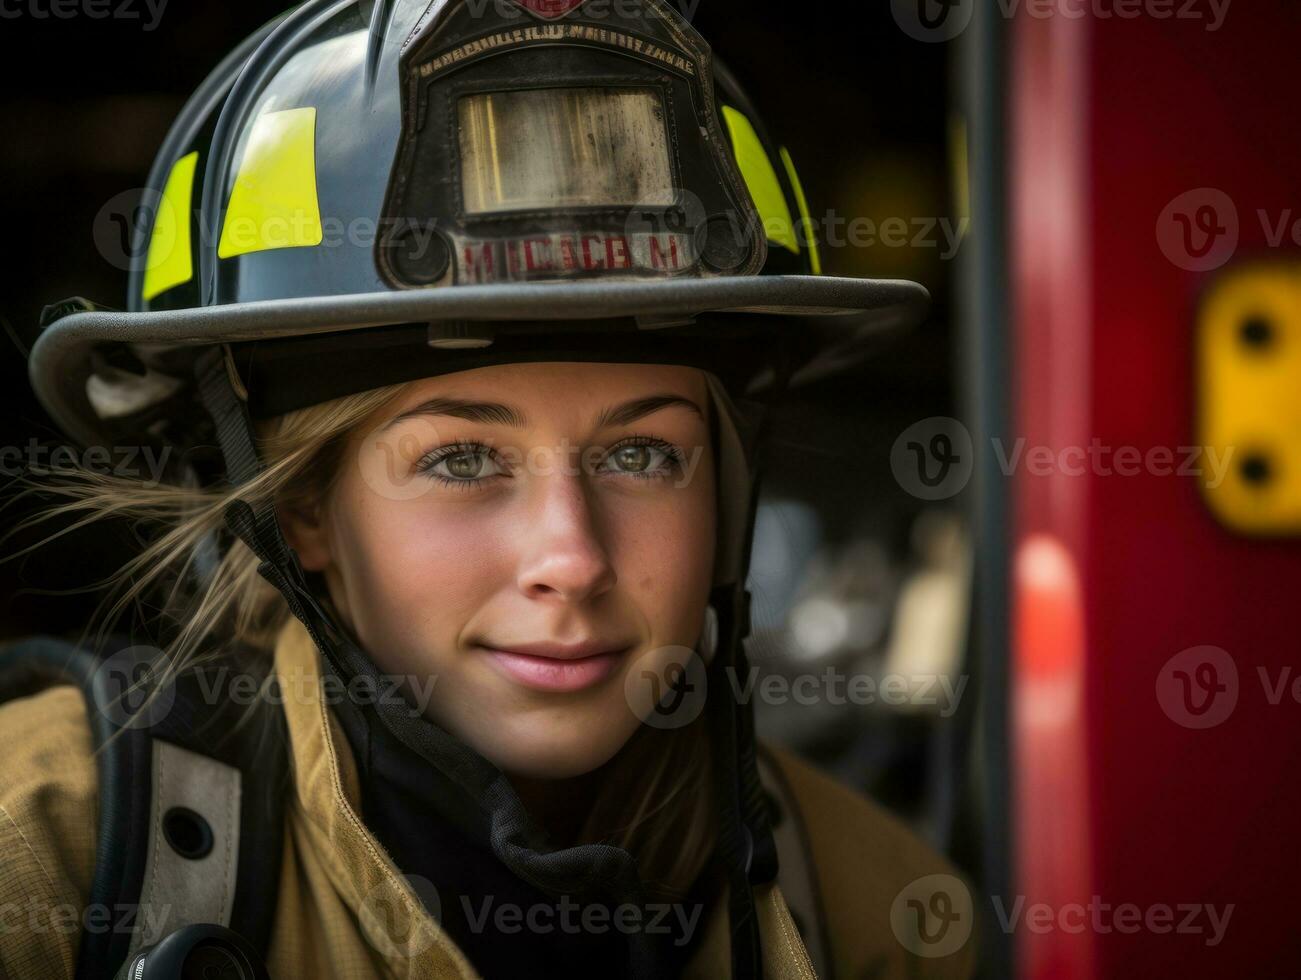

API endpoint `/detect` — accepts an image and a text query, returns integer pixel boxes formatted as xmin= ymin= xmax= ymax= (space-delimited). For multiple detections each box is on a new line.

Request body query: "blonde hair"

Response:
xmin=9 ymin=378 xmax=715 ymax=901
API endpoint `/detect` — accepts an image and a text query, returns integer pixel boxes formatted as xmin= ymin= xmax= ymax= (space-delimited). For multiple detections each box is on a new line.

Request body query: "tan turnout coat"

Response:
xmin=0 ymin=619 xmax=977 ymax=979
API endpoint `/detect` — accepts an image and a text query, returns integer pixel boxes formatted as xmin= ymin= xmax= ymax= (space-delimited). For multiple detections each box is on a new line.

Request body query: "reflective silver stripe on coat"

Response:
xmin=126 ymin=740 xmax=242 ymax=957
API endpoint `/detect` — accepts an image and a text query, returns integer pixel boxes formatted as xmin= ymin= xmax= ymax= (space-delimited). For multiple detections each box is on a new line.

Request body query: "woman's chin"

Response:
xmin=457 ymin=713 xmax=634 ymax=780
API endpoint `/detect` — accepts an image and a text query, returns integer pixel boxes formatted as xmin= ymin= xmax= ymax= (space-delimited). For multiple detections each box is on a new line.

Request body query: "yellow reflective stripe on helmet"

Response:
xmin=142 ymin=151 xmax=199 ymax=301
xmin=218 ymin=107 xmax=324 ymax=259
xmin=779 ymin=146 xmax=822 ymax=275
xmin=721 ymin=105 xmax=798 ymax=255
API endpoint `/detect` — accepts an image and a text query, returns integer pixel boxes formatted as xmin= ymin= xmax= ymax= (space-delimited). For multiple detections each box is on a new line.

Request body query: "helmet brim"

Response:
xmin=31 ymin=274 xmax=927 ymax=447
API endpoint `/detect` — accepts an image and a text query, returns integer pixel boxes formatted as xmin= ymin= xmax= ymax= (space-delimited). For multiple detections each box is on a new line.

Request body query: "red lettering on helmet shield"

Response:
xmin=512 ymin=0 xmax=588 ymax=19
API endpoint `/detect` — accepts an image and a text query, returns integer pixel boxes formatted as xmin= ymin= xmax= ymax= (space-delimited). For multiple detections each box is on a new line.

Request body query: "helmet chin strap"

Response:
xmin=698 ymin=603 xmax=719 ymax=661
xmin=195 ymin=345 xmax=783 ymax=979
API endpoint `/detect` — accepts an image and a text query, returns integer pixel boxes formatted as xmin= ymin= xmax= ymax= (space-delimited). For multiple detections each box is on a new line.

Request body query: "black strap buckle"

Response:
xmin=39 ymin=296 xmax=119 ymax=328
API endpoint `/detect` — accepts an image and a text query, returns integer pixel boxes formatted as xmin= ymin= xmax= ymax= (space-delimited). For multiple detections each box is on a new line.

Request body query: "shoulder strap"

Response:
xmin=0 ymin=635 xmax=288 ymax=980
xmin=755 ymin=744 xmax=834 ymax=980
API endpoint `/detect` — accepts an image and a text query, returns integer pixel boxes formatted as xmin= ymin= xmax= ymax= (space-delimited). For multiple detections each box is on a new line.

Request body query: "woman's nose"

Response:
xmin=515 ymin=475 xmax=617 ymax=603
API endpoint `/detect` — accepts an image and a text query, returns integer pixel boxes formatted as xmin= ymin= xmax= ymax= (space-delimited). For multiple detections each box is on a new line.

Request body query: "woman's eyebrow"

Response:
xmin=383 ymin=392 xmax=704 ymax=431
xmin=383 ymin=397 xmax=525 ymax=430
xmin=597 ymin=394 xmax=704 ymax=428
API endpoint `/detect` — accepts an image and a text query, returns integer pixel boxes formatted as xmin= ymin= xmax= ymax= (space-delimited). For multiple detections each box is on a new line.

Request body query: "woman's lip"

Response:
xmin=478 ymin=644 xmax=630 ymax=692
xmin=482 ymin=639 xmax=629 ymax=660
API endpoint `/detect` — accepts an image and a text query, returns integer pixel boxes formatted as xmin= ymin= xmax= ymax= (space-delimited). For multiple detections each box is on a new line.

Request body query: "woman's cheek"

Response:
xmin=634 ymin=488 xmax=715 ymax=626
xmin=341 ymin=495 xmax=493 ymax=666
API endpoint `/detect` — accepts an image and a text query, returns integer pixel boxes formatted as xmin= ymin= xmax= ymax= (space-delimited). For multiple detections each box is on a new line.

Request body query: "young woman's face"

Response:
xmin=285 ymin=361 xmax=717 ymax=779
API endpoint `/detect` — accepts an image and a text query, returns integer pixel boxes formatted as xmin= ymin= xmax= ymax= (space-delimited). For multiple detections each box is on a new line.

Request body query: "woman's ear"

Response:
xmin=276 ymin=500 xmax=333 ymax=572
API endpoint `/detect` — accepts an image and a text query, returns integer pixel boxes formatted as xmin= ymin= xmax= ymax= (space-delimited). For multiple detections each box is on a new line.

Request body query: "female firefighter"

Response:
xmin=0 ymin=1 xmax=976 ymax=978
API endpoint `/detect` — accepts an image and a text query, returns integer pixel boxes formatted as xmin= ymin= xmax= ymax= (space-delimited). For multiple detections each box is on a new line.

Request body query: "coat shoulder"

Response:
xmin=0 ymin=683 xmax=98 ymax=980
xmin=761 ymin=741 xmax=979 ymax=980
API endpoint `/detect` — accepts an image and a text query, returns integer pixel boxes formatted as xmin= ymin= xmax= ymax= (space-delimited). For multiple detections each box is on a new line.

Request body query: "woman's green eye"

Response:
xmin=611 ymin=445 xmax=652 ymax=473
xmin=601 ymin=440 xmax=683 ymax=478
xmin=445 ymin=452 xmax=485 ymax=479
xmin=418 ymin=445 xmax=503 ymax=485
xmin=417 ymin=438 xmax=682 ymax=486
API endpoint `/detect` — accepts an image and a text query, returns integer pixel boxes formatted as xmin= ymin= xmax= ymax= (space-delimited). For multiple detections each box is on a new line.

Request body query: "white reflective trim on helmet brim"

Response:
xmin=31 ymin=274 xmax=928 ymax=448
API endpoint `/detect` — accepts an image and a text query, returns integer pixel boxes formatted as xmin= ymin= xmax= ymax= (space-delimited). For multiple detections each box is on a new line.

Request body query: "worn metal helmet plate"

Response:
xmin=380 ymin=0 xmax=764 ymax=287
